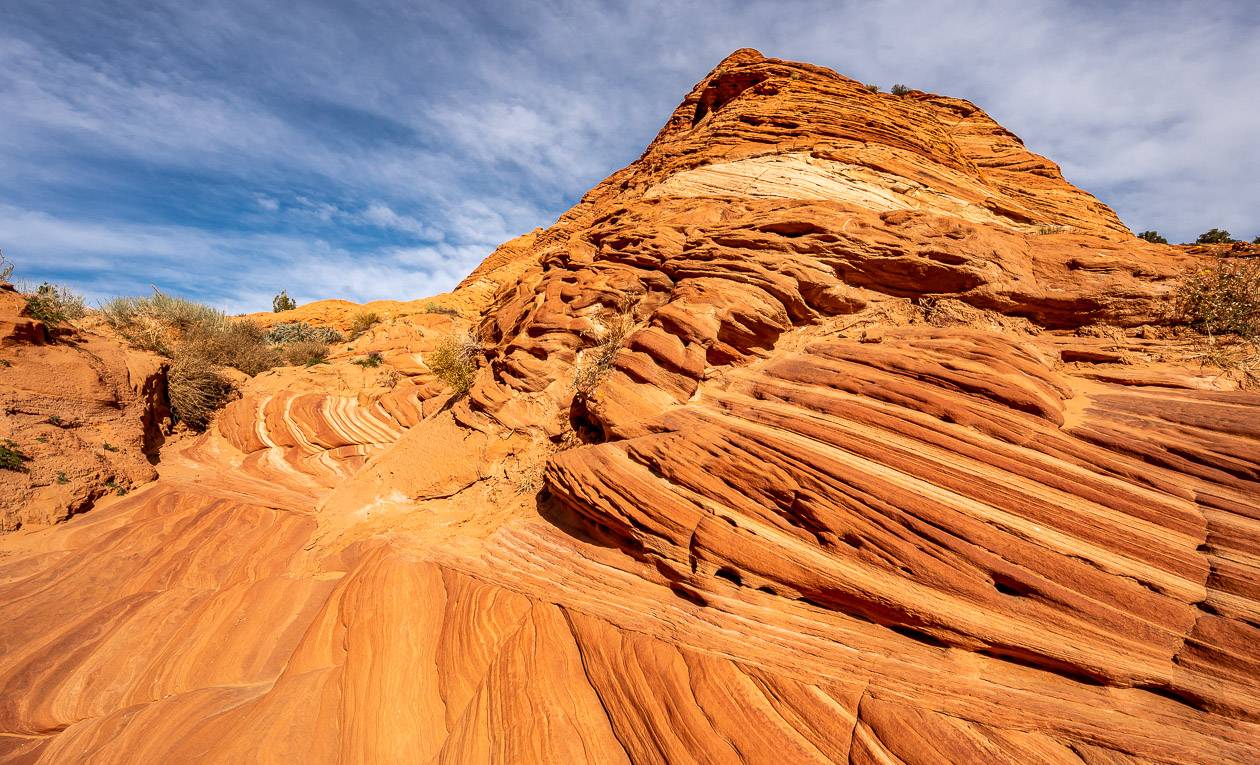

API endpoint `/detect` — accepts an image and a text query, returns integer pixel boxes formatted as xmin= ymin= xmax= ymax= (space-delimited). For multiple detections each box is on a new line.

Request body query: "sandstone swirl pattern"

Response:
xmin=1 ymin=49 xmax=1258 ymax=764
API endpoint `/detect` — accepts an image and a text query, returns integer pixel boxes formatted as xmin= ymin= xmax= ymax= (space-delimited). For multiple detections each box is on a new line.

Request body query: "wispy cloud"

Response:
xmin=2 ymin=0 xmax=1257 ymax=311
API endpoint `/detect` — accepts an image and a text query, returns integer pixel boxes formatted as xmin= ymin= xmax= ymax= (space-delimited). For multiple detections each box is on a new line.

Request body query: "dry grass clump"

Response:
xmin=100 ymin=291 xmax=224 ymax=355
xmin=349 ymin=311 xmax=381 ymax=338
xmin=573 ymin=307 xmax=635 ymax=394
xmin=283 ymin=340 xmax=331 ymax=367
xmin=421 ymin=302 xmax=459 ymax=316
xmin=352 ymin=351 xmax=383 ymax=368
xmin=24 ymin=282 xmax=88 ymax=325
xmin=182 ymin=319 xmax=282 ymax=375
xmin=167 ymin=354 xmax=235 ymax=430
xmin=427 ymin=331 xmax=479 ymax=395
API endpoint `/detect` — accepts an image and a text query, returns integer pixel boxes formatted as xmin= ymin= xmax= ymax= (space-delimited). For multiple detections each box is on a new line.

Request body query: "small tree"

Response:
xmin=864 ymin=83 xmax=880 ymax=93
xmin=891 ymin=84 xmax=911 ymax=96
xmin=272 ymin=290 xmax=297 ymax=312
xmin=0 ymin=250 xmax=13 ymax=284
xmin=1196 ymin=229 xmax=1234 ymax=245
xmin=1253 ymin=235 xmax=1260 ymax=245
xmin=1137 ymin=230 xmax=1168 ymax=244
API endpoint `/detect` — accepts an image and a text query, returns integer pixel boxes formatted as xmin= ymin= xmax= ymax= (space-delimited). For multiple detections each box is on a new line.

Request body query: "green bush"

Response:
xmin=864 ymin=83 xmax=880 ymax=93
xmin=25 ymin=282 xmax=87 ymax=325
xmin=1137 ymin=230 xmax=1168 ymax=244
xmin=1196 ymin=228 xmax=1234 ymax=244
xmin=272 ymin=290 xmax=297 ymax=312
xmin=1176 ymin=259 xmax=1260 ymax=340
xmin=1253 ymin=235 xmax=1260 ymax=245
xmin=427 ymin=332 xmax=478 ymax=394
xmin=264 ymin=321 xmax=344 ymax=345
xmin=352 ymin=352 xmax=383 ymax=368
xmin=890 ymin=84 xmax=911 ymax=96
xmin=0 ymin=440 xmax=29 ymax=471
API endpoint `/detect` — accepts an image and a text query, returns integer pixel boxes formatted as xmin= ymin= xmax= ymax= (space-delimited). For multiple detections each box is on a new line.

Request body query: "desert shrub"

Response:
xmin=0 ymin=440 xmax=29 ymax=471
xmin=1253 ymin=235 xmax=1260 ymax=245
xmin=864 ymin=83 xmax=880 ymax=93
xmin=0 ymin=250 xmax=13 ymax=284
xmin=283 ymin=340 xmax=330 ymax=366
xmin=264 ymin=321 xmax=344 ymax=344
xmin=1196 ymin=228 xmax=1234 ymax=244
xmin=272 ymin=290 xmax=297 ymax=312
xmin=25 ymin=282 xmax=87 ymax=325
xmin=352 ymin=351 xmax=383 ymax=368
xmin=102 ymin=290 xmax=288 ymax=428
xmin=573 ymin=307 xmax=636 ymax=394
xmin=427 ymin=331 xmax=479 ymax=395
xmin=1137 ymin=230 xmax=1168 ymax=244
xmin=167 ymin=353 xmax=235 ymax=430
xmin=181 ymin=319 xmax=282 ymax=375
xmin=421 ymin=302 xmax=459 ymax=316
xmin=1176 ymin=259 xmax=1260 ymax=340
xmin=349 ymin=311 xmax=381 ymax=338
xmin=891 ymin=83 xmax=911 ymax=96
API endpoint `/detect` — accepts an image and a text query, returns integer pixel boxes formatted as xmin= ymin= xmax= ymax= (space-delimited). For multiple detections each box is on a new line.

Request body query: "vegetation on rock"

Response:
xmin=1177 ymin=258 xmax=1260 ymax=340
xmin=1137 ymin=230 xmax=1168 ymax=244
xmin=427 ymin=331 xmax=478 ymax=394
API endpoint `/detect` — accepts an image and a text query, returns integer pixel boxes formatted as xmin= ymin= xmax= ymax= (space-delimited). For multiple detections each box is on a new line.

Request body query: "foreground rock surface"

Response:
xmin=1 ymin=49 xmax=1258 ymax=764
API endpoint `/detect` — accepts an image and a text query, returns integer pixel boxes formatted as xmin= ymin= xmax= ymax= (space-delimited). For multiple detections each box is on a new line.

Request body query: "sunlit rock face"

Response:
xmin=1 ymin=49 xmax=1258 ymax=765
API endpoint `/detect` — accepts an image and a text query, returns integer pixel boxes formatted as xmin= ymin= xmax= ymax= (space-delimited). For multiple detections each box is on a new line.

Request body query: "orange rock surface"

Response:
xmin=2 ymin=49 xmax=1258 ymax=764
xmin=0 ymin=285 xmax=169 ymax=532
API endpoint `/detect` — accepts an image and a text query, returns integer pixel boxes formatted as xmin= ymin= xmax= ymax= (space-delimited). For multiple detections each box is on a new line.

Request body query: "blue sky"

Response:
xmin=3 ymin=0 xmax=1258 ymax=312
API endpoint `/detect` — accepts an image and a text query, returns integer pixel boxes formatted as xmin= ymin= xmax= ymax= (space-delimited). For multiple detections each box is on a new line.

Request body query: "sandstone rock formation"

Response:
xmin=0 ymin=285 xmax=169 ymax=532
xmin=1 ymin=49 xmax=1258 ymax=764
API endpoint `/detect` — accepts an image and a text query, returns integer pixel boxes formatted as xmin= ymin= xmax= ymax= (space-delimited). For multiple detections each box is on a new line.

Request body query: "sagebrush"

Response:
xmin=265 ymin=321 xmax=344 ymax=345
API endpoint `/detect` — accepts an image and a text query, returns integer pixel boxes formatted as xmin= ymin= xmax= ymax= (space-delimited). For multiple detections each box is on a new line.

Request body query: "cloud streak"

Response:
xmin=2 ymin=0 xmax=1257 ymax=311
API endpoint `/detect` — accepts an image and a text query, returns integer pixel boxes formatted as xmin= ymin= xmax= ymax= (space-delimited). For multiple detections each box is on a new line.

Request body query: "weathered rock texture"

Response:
xmin=1 ymin=49 xmax=1258 ymax=764
xmin=0 ymin=285 xmax=169 ymax=532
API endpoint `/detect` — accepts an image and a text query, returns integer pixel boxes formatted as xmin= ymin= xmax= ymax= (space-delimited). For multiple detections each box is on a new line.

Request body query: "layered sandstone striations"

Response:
xmin=1 ymin=49 xmax=1258 ymax=764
